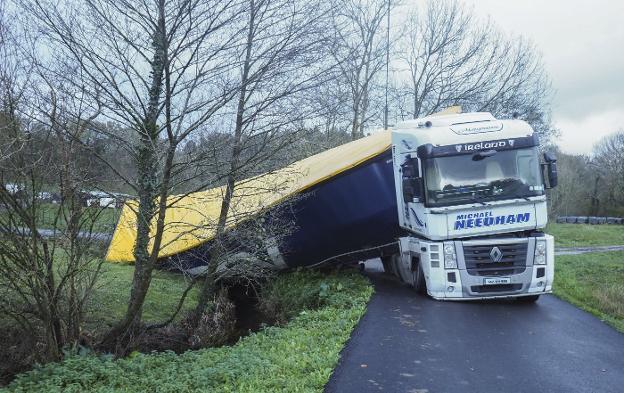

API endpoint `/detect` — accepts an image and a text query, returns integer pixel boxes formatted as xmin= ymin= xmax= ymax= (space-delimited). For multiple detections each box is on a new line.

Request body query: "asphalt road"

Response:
xmin=555 ymin=245 xmax=624 ymax=256
xmin=325 ymin=260 xmax=624 ymax=393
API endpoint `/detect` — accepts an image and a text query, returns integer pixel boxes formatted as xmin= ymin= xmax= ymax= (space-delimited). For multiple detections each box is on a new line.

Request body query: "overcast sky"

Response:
xmin=435 ymin=0 xmax=624 ymax=154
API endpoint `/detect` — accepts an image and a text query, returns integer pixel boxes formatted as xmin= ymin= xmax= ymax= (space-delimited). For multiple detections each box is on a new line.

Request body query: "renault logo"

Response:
xmin=489 ymin=247 xmax=503 ymax=262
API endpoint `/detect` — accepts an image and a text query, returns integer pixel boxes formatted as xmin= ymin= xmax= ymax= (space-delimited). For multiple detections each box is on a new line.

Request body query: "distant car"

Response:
xmin=98 ymin=197 xmax=117 ymax=208
xmin=4 ymin=183 xmax=23 ymax=194
xmin=37 ymin=192 xmax=53 ymax=202
xmin=86 ymin=196 xmax=120 ymax=209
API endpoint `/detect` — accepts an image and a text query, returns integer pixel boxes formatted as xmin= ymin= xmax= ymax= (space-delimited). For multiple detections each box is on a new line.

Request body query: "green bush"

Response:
xmin=4 ymin=269 xmax=373 ymax=392
xmin=258 ymin=269 xmax=361 ymax=324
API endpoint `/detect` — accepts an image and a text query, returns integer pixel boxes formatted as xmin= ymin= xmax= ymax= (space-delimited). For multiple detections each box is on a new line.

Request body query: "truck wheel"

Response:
xmin=412 ymin=258 xmax=427 ymax=295
xmin=517 ymin=295 xmax=540 ymax=303
xmin=381 ymin=256 xmax=394 ymax=275
xmin=392 ymin=253 xmax=412 ymax=284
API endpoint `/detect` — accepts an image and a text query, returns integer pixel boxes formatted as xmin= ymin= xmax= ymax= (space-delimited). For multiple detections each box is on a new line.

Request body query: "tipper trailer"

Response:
xmin=106 ymin=110 xmax=557 ymax=301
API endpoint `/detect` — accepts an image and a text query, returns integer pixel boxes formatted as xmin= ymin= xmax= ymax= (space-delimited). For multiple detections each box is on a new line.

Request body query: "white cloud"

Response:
xmin=446 ymin=0 xmax=624 ymax=154
xmin=555 ymin=110 xmax=624 ymax=154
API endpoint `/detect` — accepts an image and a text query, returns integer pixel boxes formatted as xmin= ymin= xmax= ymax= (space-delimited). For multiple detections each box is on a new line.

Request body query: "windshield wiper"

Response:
xmin=472 ymin=149 xmax=497 ymax=161
xmin=471 ymin=198 xmax=487 ymax=205
xmin=469 ymin=194 xmax=487 ymax=205
xmin=508 ymin=193 xmax=532 ymax=201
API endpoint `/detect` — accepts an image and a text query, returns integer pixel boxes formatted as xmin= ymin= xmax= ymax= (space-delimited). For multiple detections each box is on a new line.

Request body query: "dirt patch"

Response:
xmin=0 ymin=326 xmax=39 ymax=386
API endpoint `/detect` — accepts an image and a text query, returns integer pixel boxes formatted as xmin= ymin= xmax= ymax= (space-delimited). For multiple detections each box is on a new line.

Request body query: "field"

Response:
xmin=546 ymin=223 xmax=624 ymax=247
xmin=553 ymin=251 xmax=624 ymax=332
xmin=0 ymin=203 xmax=121 ymax=234
xmin=548 ymin=223 xmax=624 ymax=333
xmin=38 ymin=204 xmax=121 ymax=233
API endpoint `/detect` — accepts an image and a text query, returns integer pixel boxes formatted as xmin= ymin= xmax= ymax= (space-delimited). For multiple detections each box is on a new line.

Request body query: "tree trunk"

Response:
xmin=413 ymin=90 xmax=420 ymax=119
xmin=193 ymin=0 xmax=256 ymax=322
xmin=42 ymin=241 xmax=63 ymax=360
xmin=350 ymin=110 xmax=360 ymax=140
xmin=100 ymin=135 xmax=159 ymax=349
xmin=359 ymin=90 xmax=369 ymax=136
xmin=591 ymin=175 xmax=601 ymax=216
xmin=101 ymin=1 xmax=167 ymax=350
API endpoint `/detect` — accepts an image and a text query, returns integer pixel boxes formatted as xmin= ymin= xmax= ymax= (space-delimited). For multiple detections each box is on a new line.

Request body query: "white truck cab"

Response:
xmin=385 ymin=112 xmax=558 ymax=301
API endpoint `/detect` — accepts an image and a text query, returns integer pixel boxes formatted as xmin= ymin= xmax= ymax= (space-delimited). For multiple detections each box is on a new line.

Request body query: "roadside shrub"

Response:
xmin=5 ymin=269 xmax=373 ymax=392
xmin=184 ymin=289 xmax=237 ymax=349
xmin=258 ymin=269 xmax=361 ymax=324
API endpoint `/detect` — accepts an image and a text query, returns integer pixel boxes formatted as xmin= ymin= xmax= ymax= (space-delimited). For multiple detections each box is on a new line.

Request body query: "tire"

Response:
xmin=517 ymin=295 xmax=540 ymax=303
xmin=412 ymin=257 xmax=427 ymax=295
xmin=381 ymin=256 xmax=394 ymax=275
xmin=392 ymin=254 xmax=412 ymax=284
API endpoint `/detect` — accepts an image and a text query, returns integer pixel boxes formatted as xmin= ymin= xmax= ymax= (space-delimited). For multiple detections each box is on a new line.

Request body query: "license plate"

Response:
xmin=484 ymin=277 xmax=511 ymax=285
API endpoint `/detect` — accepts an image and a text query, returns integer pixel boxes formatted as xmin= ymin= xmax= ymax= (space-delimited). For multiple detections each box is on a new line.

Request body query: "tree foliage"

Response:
xmin=549 ymin=130 xmax=624 ymax=217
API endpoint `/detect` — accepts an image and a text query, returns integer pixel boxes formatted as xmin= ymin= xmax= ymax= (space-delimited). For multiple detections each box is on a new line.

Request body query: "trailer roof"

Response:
xmin=105 ymin=131 xmax=391 ymax=262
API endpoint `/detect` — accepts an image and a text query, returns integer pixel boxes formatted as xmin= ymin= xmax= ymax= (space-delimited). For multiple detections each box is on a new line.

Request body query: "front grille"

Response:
xmin=463 ymin=242 xmax=528 ymax=276
xmin=471 ymin=284 xmax=523 ymax=293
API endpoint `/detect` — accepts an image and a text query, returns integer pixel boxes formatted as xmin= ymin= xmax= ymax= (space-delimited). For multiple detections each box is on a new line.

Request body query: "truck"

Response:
xmin=384 ymin=111 xmax=557 ymax=301
xmin=106 ymin=110 xmax=558 ymax=301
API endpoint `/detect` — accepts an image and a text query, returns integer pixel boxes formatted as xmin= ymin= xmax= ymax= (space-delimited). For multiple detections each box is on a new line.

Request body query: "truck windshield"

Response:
xmin=423 ymin=147 xmax=544 ymax=207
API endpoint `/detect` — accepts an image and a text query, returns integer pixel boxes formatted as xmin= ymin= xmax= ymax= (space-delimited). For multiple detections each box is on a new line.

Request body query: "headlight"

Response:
xmin=444 ymin=243 xmax=457 ymax=269
xmin=534 ymin=240 xmax=546 ymax=265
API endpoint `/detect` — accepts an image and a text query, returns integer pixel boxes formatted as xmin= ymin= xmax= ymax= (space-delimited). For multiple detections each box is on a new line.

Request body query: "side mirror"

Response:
xmin=402 ymin=177 xmax=423 ymax=202
xmin=414 ymin=179 xmax=423 ymax=200
xmin=543 ymin=152 xmax=558 ymax=188
xmin=543 ymin=151 xmax=557 ymax=163
xmin=401 ymin=156 xmax=423 ymax=202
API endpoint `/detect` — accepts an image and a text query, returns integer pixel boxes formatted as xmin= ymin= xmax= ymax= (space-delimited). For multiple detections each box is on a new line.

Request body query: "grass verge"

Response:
xmin=553 ymin=251 xmax=624 ymax=333
xmin=547 ymin=223 xmax=624 ymax=248
xmin=0 ymin=258 xmax=197 ymax=332
xmin=4 ymin=269 xmax=373 ymax=392
xmin=0 ymin=259 xmax=200 ymax=385
xmin=87 ymin=262 xmax=198 ymax=328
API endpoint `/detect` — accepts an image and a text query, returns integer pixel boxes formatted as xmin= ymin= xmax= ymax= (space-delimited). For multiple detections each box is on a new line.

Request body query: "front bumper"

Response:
xmin=429 ymin=265 xmax=553 ymax=300
xmin=418 ymin=235 xmax=555 ymax=300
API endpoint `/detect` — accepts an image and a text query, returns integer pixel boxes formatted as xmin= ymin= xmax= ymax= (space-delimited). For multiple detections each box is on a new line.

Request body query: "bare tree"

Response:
xmin=20 ymin=0 xmax=246 ymax=350
xmin=0 ymin=7 xmax=108 ymax=361
xmin=394 ymin=0 xmax=554 ymax=142
xmin=591 ymin=131 xmax=624 ymax=215
xmin=547 ymin=150 xmax=593 ymax=217
xmin=331 ymin=0 xmax=393 ymax=140
xmin=191 ymin=0 xmax=335 ymax=319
